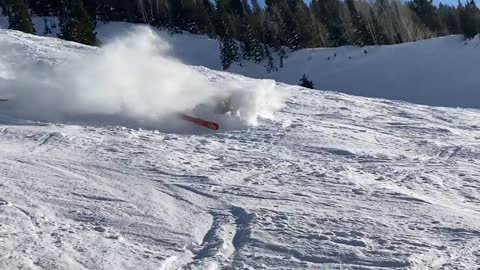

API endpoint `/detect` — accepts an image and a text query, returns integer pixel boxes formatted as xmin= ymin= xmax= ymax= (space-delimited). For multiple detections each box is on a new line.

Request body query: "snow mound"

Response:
xmin=0 ymin=27 xmax=285 ymax=133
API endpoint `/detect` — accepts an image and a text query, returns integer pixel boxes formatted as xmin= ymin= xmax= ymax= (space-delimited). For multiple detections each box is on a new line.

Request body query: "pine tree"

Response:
xmin=374 ymin=0 xmax=397 ymax=44
xmin=243 ymin=2 xmax=265 ymax=62
xmin=220 ymin=37 xmax=239 ymax=69
xmin=81 ymin=0 xmax=96 ymax=18
xmin=12 ymin=0 xmax=478 ymax=61
xmin=215 ymin=0 xmax=241 ymax=69
xmin=1 ymin=1 xmax=7 ymax=15
xmin=214 ymin=0 xmax=228 ymax=37
xmin=251 ymin=0 xmax=262 ymax=15
xmin=201 ymin=0 xmax=217 ymax=37
xmin=408 ymin=0 xmax=441 ymax=34
xmin=459 ymin=0 xmax=480 ymax=39
xmin=369 ymin=7 xmax=388 ymax=45
xmin=446 ymin=8 xmax=461 ymax=34
xmin=311 ymin=0 xmax=348 ymax=46
xmin=191 ymin=0 xmax=215 ymax=35
xmin=253 ymin=43 xmax=265 ymax=63
xmin=299 ymin=74 xmax=315 ymax=89
xmin=346 ymin=0 xmax=374 ymax=46
xmin=229 ymin=0 xmax=245 ymax=16
xmin=238 ymin=4 xmax=257 ymax=60
xmin=241 ymin=22 xmax=257 ymax=60
xmin=43 ymin=18 xmax=52 ymax=35
xmin=166 ymin=0 xmax=182 ymax=31
xmin=277 ymin=47 xmax=287 ymax=68
xmin=8 ymin=0 xmax=35 ymax=34
xmin=264 ymin=45 xmax=277 ymax=73
xmin=29 ymin=0 xmax=62 ymax=16
xmin=58 ymin=0 xmax=97 ymax=46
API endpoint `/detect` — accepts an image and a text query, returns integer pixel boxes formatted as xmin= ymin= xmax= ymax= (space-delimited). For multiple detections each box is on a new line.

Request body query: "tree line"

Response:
xmin=2 ymin=0 xmax=480 ymax=70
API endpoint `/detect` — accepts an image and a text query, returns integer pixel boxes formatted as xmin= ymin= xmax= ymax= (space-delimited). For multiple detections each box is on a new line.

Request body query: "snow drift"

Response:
xmin=0 ymin=27 xmax=285 ymax=133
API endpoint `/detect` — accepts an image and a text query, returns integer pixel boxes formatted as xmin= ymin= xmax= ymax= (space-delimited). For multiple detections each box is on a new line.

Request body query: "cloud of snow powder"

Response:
xmin=0 ymin=26 xmax=286 ymax=132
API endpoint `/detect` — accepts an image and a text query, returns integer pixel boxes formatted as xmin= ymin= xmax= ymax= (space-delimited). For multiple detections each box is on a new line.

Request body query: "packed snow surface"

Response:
xmin=1 ymin=28 xmax=480 ymax=269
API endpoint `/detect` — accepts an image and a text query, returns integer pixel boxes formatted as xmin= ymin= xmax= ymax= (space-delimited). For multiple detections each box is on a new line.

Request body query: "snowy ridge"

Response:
xmin=1 ymin=28 xmax=480 ymax=269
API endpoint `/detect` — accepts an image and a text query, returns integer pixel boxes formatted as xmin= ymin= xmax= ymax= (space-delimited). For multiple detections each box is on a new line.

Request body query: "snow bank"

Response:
xmin=0 ymin=27 xmax=285 ymax=133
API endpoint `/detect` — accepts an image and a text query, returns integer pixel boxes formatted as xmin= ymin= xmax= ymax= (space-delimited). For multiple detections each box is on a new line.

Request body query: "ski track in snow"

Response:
xmin=1 ymin=30 xmax=480 ymax=269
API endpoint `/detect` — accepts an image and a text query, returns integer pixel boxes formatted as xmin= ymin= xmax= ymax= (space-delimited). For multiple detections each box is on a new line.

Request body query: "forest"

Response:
xmin=3 ymin=0 xmax=480 ymax=69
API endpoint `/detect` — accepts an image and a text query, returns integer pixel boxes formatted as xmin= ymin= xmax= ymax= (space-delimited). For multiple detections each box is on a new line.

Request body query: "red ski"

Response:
xmin=178 ymin=113 xmax=220 ymax=130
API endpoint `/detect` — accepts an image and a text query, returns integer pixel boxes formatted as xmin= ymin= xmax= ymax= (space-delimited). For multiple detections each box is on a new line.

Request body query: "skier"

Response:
xmin=214 ymin=96 xmax=233 ymax=114
xmin=178 ymin=95 xmax=233 ymax=130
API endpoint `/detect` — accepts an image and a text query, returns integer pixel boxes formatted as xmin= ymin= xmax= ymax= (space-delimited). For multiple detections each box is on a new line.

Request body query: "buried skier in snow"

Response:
xmin=179 ymin=96 xmax=234 ymax=130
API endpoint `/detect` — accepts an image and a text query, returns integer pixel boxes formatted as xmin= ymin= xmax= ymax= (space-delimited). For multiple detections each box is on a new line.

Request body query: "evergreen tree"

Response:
xmin=437 ymin=4 xmax=461 ymax=35
xmin=13 ymin=0 xmax=480 ymax=70
xmin=299 ymin=74 xmax=315 ymax=89
xmin=294 ymin=1 xmax=322 ymax=47
xmin=215 ymin=0 xmax=241 ymax=69
xmin=201 ymin=0 xmax=217 ymax=37
xmin=191 ymin=0 xmax=215 ymax=35
xmin=43 ymin=18 xmax=52 ymax=35
xmin=95 ymin=0 xmax=136 ymax=22
xmin=459 ymin=0 xmax=480 ymax=39
xmin=220 ymin=37 xmax=239 ymax=69
xmin=265 ymin=0 xmax=296 ymax=48
xmin=447 ymin=8 xmax=461 ymax=34
xmin=374 ymin=0 xmax=396 ymax=44
xmin=408 ymin=0 xmax=441 ymax=34
xmin=29 ymin=0 xmax=62 ymax=16
xmin=8 ymin=0 xmax=35 ymax=34
xmin=238 ymin=4 xmax=257 ymax=59
xmin=1 ymin=1 xmax=7 ymax=15
xmin=346 ymin=0 xmax=374 ymax=46
xmin=229 ymin=0 xmax=245 ymax=16
xmin=253 ymin=42 xmax=265 ymax=63
xmin=278 ymin=47 xmax=287 ymax=68
xmin=58 ymin=0 xmax=97 ymax=46
xmin=241 ymin=22 xmax=258 ymax=60
xmin=214 ymin=0 xmax=228 ymax=37
xmin=264 ymin=45 xmax=277 ymax=73
xmin=169 ymin=0 xmax=197 ymax=32
xmin=82 ymin=0 xmax=97 ymax=22
xmin=369 ymin=7 xmax=388 ymax=45
xmin=311 ymin=0 xmax=349 ymax=46
xmin=251 ymin=0 xmax=262 ymax=15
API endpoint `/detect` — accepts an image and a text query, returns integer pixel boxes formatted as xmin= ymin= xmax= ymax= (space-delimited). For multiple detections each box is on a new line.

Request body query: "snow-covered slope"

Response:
xmin=1 ymin=28 xmax=480 ymax=269
xmin=231 ymin=35 xmax=480 ymax=109
xmin=95 ymin=22 xmax=480 ymax=109
xmin=2 ymin=18 xmax=480 ymax=108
